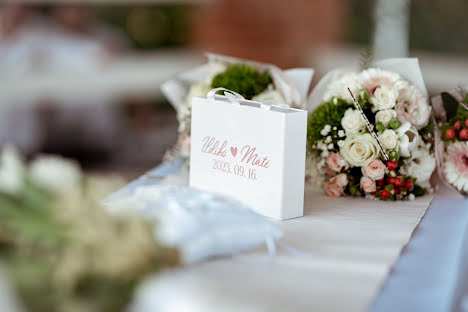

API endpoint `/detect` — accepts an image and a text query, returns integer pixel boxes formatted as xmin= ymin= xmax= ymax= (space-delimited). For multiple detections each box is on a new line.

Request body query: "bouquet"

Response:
xmin=306 ymin=59 xmax=436 ymax=200
xmin=0 ymin=145 xmax=178 ymax=312
xmin=161 ymin=53 xmax=313 ymax=160
xmin=431 ymin=88 xmax=468 ymax=195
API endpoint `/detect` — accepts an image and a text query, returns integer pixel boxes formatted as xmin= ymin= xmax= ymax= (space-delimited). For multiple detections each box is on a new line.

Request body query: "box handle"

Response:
xmin=207 ymin=88 xmax=244 ymax=106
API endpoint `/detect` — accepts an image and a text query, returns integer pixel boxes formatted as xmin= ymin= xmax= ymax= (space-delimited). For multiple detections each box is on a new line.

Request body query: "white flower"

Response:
xmin=443 ymin=142 xmax=468 ymax=193
xmin=378 ymin=129 xmax=399 ymax=150
xmin=252 ymin=84 xmax=286 ymax=103
xmin=395 ymin=84 xmax=431 ymax=130
xmin=396 ymin=122 xmax=420 ymax=158
xmin=399 ymin=145 xmax=436 ymax=189
xmin=30 ymin=155 xmax=82 ymax=194
xmin=341 ymin=108 xmax=366 ymax=134
xmin=409 ymin=193 xmax=415 ymax=200
xmin=325 ymin=136 xmax=332 ymax=143
xmin=340 ymin=134 xmax=380 ymax=167
xmin=370 ymin=85 xmax=398 ymax=111
xmin=337 ymin=140 xmax=345 ymax=148
xmin=359 ymin=68 xmax=402 ymax=94
xmin=179 ymin=81 xmax=212 ymax=132
xmin=323 ymin=72 xmax=362 ymax=104
xmin=320 ymin=125 xmax=331 ymax=136
xmin=375 ymin=109 xmax=397 ymax=126
xmin=338 ymin=130 xmax=345 ymax=137
xmin=0 ymin=144 xmax=25 ymax=195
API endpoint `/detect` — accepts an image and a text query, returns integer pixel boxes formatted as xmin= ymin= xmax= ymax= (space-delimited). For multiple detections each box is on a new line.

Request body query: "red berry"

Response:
xmin=445 ymin=128 xmax=456 ymax=139
xmin=394 ymin=177 xmax=403 ymax=187
xmin=381 ymin=190 xmax=390 ymax=199
xmin=460 ymin=128 xmax=468 ymax=140
xmin=377 ymin=178 xmax=385 ymax=187
xmin=405 ymin=180 xmax=413 ymax=190
xmin=454 ymin=121 xmax=461 ymax=131
xmin=386 ymin=160 xmax=398 ymax=171
xmin=387 ymin=176 xmax=396 ymax=185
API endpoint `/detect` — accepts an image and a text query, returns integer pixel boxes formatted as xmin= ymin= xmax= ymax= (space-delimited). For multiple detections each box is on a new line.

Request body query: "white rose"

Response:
xmin=375 ymin=109 xmax=397 ymax=126
xmin=395 ymin=85 xmax=431 ymax=130
xmin=30 ymin=155 xmax=82 ymax=194
xmin=396 ymin=122 xmax=420 ymax=158
xmin=399 ymin=145 xmax=435 ymax=189
xmin=178 ymin=81 xmax=212 ymax=132
xmin=378 ymin=129 xmax=399 ymax=150
xmin=0 ymin=144 xmax=25 ymax=195
xmin=370 ymin=85 xmax=398 ymax=111
xmin=340 ymin=134 xmax=380 ymax=167
xmin=341 ymin=108 xmax=366 ymax=134
xmin=252 ymin=84 xmax=286 ymax=103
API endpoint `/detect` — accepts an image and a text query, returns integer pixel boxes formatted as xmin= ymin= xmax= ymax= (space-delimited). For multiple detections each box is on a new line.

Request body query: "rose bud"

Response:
xmin=454 ymin=120 xmax=461 ymax=131
xmin=381 ymin=189 xmax=390 ymax=199
xmin=387 ymin=176 xmax=396 ymax=185
xmin=445 ymin=128 xmax=456 ymax=139
xmin=460 ymin=128 xmax=468 ymax=140
xmin=386 ymin=160 xmax=398 ymax=171
xmin=405 ymin=179 xmax=413 ymax=190
xmin=394 ymin=177 xmax=403 ymax=187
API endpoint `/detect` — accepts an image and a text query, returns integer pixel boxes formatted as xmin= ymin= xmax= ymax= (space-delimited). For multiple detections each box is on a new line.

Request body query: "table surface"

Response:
xmin=121 ymin=160 xmax=468 ymax=312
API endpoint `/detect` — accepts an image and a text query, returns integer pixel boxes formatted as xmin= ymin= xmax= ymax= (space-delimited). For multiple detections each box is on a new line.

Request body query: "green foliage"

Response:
xmin=442 ymin=92 xmax=468 ymax=123
xmin=307 ymin=100 xmax=352 ymax=149
xmin=211 ymin=64 xmax=272 ymax=99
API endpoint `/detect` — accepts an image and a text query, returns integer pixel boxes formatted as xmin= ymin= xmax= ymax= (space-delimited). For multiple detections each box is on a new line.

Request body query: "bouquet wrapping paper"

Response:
xmin=189 ymin=88 xmax=307 ymax=220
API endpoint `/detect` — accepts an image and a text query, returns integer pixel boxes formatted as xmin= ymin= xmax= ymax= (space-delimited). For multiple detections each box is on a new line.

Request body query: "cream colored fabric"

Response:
xmin=132 ymin=185 xmax=433 ymax=312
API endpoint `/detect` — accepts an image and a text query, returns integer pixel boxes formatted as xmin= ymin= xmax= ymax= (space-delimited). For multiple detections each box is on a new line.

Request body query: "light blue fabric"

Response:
xmin=371 ymin=197 xmax=468 ymax=312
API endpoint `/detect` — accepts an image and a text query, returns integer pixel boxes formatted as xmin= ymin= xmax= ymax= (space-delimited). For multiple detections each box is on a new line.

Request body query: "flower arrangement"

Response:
xmin=161 ymin=53 xmax=313 ymax=161
xmin=307 ymin=67 xmax=436 ymax=200
xmin=432 ymin=89 xmax=468 ymax=195
xmin=0 ymin=145 xmax=178 ymax=312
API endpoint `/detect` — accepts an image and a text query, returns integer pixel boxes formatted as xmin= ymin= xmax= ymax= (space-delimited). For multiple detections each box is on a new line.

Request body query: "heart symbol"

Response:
xmin=230 ymin=146 xmax=238 ymax=157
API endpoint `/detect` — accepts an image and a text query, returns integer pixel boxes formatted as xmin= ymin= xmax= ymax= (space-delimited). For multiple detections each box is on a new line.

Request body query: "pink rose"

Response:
xmin=361 ymin=159 xmax=387 ymax=180
xmin=324 ymin=173 xmax=348 ymax=198
xmin=360 ymin=176 xmax=377 ymax=193
xmin=326 ymin=153 xmax=348 ymax=173
xmin=332 ymin=173 xmax=348 ymax=187
xmin=324 ymin=180 xmax=343 ymax=198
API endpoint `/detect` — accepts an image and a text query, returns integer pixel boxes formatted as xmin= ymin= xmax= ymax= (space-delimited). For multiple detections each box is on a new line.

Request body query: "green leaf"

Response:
xmin=441 ymin=92 xmax=459 ymax=121
xmin=412 ymin=185 xmax=425 ymax=197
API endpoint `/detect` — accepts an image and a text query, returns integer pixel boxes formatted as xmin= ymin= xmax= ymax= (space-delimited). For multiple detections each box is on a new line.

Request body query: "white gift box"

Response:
xmin=189 ymin=88 xmax=307 ymax=220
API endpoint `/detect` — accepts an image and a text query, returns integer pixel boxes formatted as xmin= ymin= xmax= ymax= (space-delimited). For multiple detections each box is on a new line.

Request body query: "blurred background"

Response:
xmin=1 ymin=0 xmax=468 ymax=179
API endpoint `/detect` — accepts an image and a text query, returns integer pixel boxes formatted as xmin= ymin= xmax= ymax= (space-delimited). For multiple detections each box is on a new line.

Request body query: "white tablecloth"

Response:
xmin=125 ymin=160 xmax=465 ymax=312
